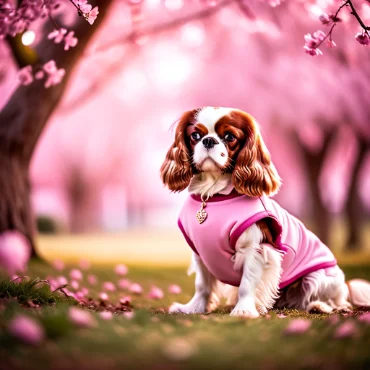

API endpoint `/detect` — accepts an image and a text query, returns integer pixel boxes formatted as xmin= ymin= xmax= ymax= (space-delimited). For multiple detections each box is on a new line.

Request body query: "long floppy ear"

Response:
xmin=232 ymin=113 xmax=281 ymax=197
xmin=160 ymin=110 xmax=196 ymax=192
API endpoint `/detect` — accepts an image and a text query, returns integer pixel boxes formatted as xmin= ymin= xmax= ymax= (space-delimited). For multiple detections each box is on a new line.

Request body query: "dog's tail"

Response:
xmin=346 ymin=279 xmax=370 ymax=307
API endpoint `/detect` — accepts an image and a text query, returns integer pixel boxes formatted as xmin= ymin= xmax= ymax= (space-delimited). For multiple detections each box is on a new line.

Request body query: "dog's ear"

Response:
xmin=231 ymin=112 xmax=281 ymax=197
xmin=160 ymin=110 xmax=196 ymax=192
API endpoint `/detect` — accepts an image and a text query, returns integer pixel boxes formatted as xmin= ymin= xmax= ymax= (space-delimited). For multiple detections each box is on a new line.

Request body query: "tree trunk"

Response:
xmin=345 ymin=137 xmax=369 ymax=251
xmin=292 ymin=128 xmax=337 ymax=246
xmin=0 ymin=0 xmax=113 ymax=256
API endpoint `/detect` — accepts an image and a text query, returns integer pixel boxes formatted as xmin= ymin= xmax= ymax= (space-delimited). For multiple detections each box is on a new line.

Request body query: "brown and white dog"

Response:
xmin=160 ymin=107 xmax=370 ymax=317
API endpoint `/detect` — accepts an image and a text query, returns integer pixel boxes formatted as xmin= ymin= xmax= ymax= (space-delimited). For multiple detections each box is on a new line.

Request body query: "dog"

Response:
xmin=160 ymin=107 xmax=370 ymax=317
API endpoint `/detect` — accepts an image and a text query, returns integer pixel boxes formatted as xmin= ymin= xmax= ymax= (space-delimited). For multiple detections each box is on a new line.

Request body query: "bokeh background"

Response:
xmin=1 ymin=0 xmax=369 ymax=265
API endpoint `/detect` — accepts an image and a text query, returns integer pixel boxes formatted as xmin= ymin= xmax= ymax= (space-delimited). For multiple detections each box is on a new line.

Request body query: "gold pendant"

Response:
xmin=196 ymin=201 xmax=207 ymax=224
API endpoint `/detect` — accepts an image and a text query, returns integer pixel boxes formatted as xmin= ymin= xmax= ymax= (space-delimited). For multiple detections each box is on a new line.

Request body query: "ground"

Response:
xmin=1 ymin=259 xmax=370 ymax=370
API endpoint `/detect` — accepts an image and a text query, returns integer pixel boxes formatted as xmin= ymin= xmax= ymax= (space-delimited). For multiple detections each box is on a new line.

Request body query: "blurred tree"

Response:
xmin=0 ymin=0 xmax=113 ymax=256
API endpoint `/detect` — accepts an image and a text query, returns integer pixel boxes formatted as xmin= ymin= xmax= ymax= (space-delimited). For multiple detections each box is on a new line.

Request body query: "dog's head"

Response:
xmin=160 ymin=107 xmax=281 ymax=197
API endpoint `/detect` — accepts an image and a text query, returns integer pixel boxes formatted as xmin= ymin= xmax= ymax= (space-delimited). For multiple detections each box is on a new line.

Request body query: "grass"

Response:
xmin=1 ymin=260 xmax=370 ymax=370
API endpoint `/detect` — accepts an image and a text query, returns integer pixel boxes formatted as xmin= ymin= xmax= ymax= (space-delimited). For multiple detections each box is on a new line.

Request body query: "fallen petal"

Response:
xmin=8 ymin=315 xmax=45 ymax=345
xmin=118 ymin=278 xmax=130 ymax=290
xmin=99 ymin=292 xmax=109 ymax=301
xmin=115 ymin=264 xmax=128 ymax=276
xmin=129 ymin=283 xmax=143 ymax=295
xmin=70 ymin=269 xmax=83 ymax=281
xmin=148 ymin=286 xmax=164 ymax=300
xmin=68 ymin=307 xmax=96 ymax=328
xmin=284 ymin=319 xmax=311 ymax=335
xmin=99 ymin=311 xmax=113 ymax=320
xmin=102 ymin=282 xmax=116 ymax=292
xmin=168 ymin=284 xmax=182 ymax=294
xmin=334 ymin=321 xmax=357 ymax=339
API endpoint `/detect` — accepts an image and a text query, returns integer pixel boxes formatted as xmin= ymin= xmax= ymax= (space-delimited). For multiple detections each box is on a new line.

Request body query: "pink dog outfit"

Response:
xmin=178 ymin=191 xmax=337 ymax=289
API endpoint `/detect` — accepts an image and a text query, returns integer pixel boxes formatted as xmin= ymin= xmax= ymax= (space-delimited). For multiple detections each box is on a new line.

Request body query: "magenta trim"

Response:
xmin=279 ymin=260 xmax=338 ymax=289
xmin=177 ymin=219 xmax=198 ymax=255
xmin=190 ymin=189 xmax=243 ymax=202
xmin=229 ymin=211 xmax=270 ymax=249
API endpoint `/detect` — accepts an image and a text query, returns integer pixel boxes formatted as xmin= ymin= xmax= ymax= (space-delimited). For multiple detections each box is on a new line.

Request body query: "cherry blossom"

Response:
xmin=70 ymin=280 xmax=79 ymax=290
xmin=304 ymin=30 xmax=326 ymax=56
xmin=168 ymin=284 xmax=182 ymax=294
xmin=129 ymin=283 xmax=143 ymax=295
xmin=283 ymin=319 xmax=311 ymax=335
xmin=87 ymin=274 xmax=98 ymax=285
xmin=48 ymin=28 xmax=67 ymax=44
xmin=115 ymin=264 xmax=128 ymax=276
xmin=118 ymin=278 xmax=131 ymax=290
xmin=56 ymin=275 xmax=68 ymax=285
xmin=68 ymin=307 xmax=96 ymax=328
xmin=99 ymin=292 xmax=109 ymax=301
xmin=120 ymin=296 xmax=131 ymax=304
xmin=18 ymin=65 xmax=34 ymax=86
xmin=69 ymin=268 xmax=83 ymax=281
xmin=333 ymin=321 xmax=357 ymax=339
xmin=148 ymin=286 xmax=164 ymax=300
xmin=85 ymin=6 xmax=99 ymax=25
xmin=8 ymin=315 xmax=45 ymax=345
xmin=102 ymin=281 xmax=116 ymax=292
xmin=51 ymin=259 xmax=64 ymax=271
xmin=99 ymin=311 xmax=113 ymax=320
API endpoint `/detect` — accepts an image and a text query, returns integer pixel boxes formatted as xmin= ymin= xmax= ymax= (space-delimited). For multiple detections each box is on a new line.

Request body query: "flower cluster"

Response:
xmin=304 ymin=30 xmax=326 ymax=56
xmin=73 ymin=0 xmax=99 ymax=25
xmin=319 ymin=13 xmax=342 ymax=26
xmin=18 ymin=60 xmax=65 ymax=88
xmin=0 ymin=0 xmax=60 ymax=39
xmin=48 ymin=28 xmax=78 ymax=50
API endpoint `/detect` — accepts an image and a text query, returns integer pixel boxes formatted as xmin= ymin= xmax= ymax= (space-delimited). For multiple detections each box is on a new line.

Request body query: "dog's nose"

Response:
xmin=202 ymin=137 xmax=219 ymax=149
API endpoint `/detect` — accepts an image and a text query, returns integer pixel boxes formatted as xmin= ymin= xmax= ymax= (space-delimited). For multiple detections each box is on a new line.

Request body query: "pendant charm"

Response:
xmin=196 ymin=201 xmax=207 ymax=224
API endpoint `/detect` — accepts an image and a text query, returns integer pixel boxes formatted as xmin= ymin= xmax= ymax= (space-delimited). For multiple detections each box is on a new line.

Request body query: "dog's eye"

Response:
xmin=191 ymin=132 xmax=201 ymax=141
xmin=224 ymin=133 xmax=236 ymax=142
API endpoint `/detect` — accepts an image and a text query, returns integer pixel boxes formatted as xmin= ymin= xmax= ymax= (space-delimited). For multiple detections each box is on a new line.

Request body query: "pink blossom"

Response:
xmin=284 ymin=319 xmax=311 ymax=335
xmin=18 ymin=65 xmax=33 ymax=86
xmin=80 ymin=287 xmax=89 ymax=295
xmin=118 ymin=278 xmax=130 ymax=290
xmin=99 ymin=311 xmax=113 ymax=320
xmin=319 ymin=13 xmax=341 ymax=26
xmin=327 ymin=39 xmax=336 ymax=48
xmin=69 ymin=269 xmax=83 ymax=281
xmin=85 ymin=6 xmax=99 ymax=25
xmin=75 ymin=291 xmax=85 ymax=300
xmin=87 ymin=274 xmax=97 ymax=285
xmin=68 ymin=307 xmax=96 ymax=328
xmin=334 ymin=321 xmax=357 ymax=339
xmin=56 ymin=276 xmax=68 ymax=285
xmin=43 ymin=60 xmax=57 ymax=74
xmin=47 ymin=28 xmax=66 ymax=43
xmin=64 ymin=31 xmax=78 ymax=51
xmin=78 ymin=259 xmax=90 ymax=270
xmin=319 ymin=13 xmax=331 ymax=25
xmin=99 ymin=292 xmax=109 ymax=301
xmin=276 ymin=313 xmax=287 ymax=318
xmin=120 ymin=296 xmax=131 ymax=304
xmin=44 ymin=67 xmax=65 ymax=88
xmin=76 ymin=0 xmax=92 ymax=13
xmin=70 ymin=280 xmax=79 ymax=290
xmin=129 ymin=283 xmax=143 ymax=295
xmin=51 ymin=259 xmax=64 ymax=271
xmin=358 ymin=312 xmax=370 ymax=324
xmin=102 ymin=281 xmax=116 ymax=292
xmin=123 ymin=311 xmax=135 ymax=319
xmin=168 ymin=284 xmax=182 ymax=294
xmin=148 ymin=286 xmax=164 ymax=300
xmin=0 ymin=231 xmax=31 ymax=276
xmin=355 ymin=32 xmax=369 ymax=46
xmin=8 ymin=315 xmax=45 ymax=345
xmin=115 ymin=264 xmax=128 ymax=276
xmin=304 ymin=46 xmax=322 ymax=56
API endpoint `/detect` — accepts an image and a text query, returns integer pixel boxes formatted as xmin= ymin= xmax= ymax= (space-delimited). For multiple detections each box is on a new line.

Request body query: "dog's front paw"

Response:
xmin=169 ymin=299 xmax=207 ymax=314
xmin=230 ymin=303 xmax=260 ymax=318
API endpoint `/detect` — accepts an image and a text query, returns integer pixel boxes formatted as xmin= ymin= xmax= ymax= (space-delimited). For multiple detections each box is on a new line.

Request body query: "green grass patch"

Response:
xmin=0 ymin=260 xmax=370 ymax=370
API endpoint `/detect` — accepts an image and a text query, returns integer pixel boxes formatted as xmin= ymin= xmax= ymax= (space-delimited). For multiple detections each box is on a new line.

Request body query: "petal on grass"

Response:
xmin=8 ymin=315 xmax=45 ymax=345
xmin=283 ymin=319 xmax=311 ymax=335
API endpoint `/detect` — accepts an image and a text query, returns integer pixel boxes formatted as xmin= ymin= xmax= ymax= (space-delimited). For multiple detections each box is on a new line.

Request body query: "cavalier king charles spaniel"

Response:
xmin=160 ymin=107 xmax=370 ymax=317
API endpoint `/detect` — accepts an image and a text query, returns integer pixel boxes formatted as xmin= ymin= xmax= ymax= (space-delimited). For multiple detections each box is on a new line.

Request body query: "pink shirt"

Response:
xmin=178 ymin=191 xmax=337 ymax=289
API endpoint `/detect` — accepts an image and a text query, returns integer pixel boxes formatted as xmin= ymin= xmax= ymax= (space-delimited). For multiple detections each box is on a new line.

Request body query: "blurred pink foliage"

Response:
xmin=69 ymin=306 xmax=96 ymax=327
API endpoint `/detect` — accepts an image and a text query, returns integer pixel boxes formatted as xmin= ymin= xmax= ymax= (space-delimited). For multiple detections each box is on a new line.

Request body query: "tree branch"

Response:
xmin=93 ymin=0 xmax=238 ymax=54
